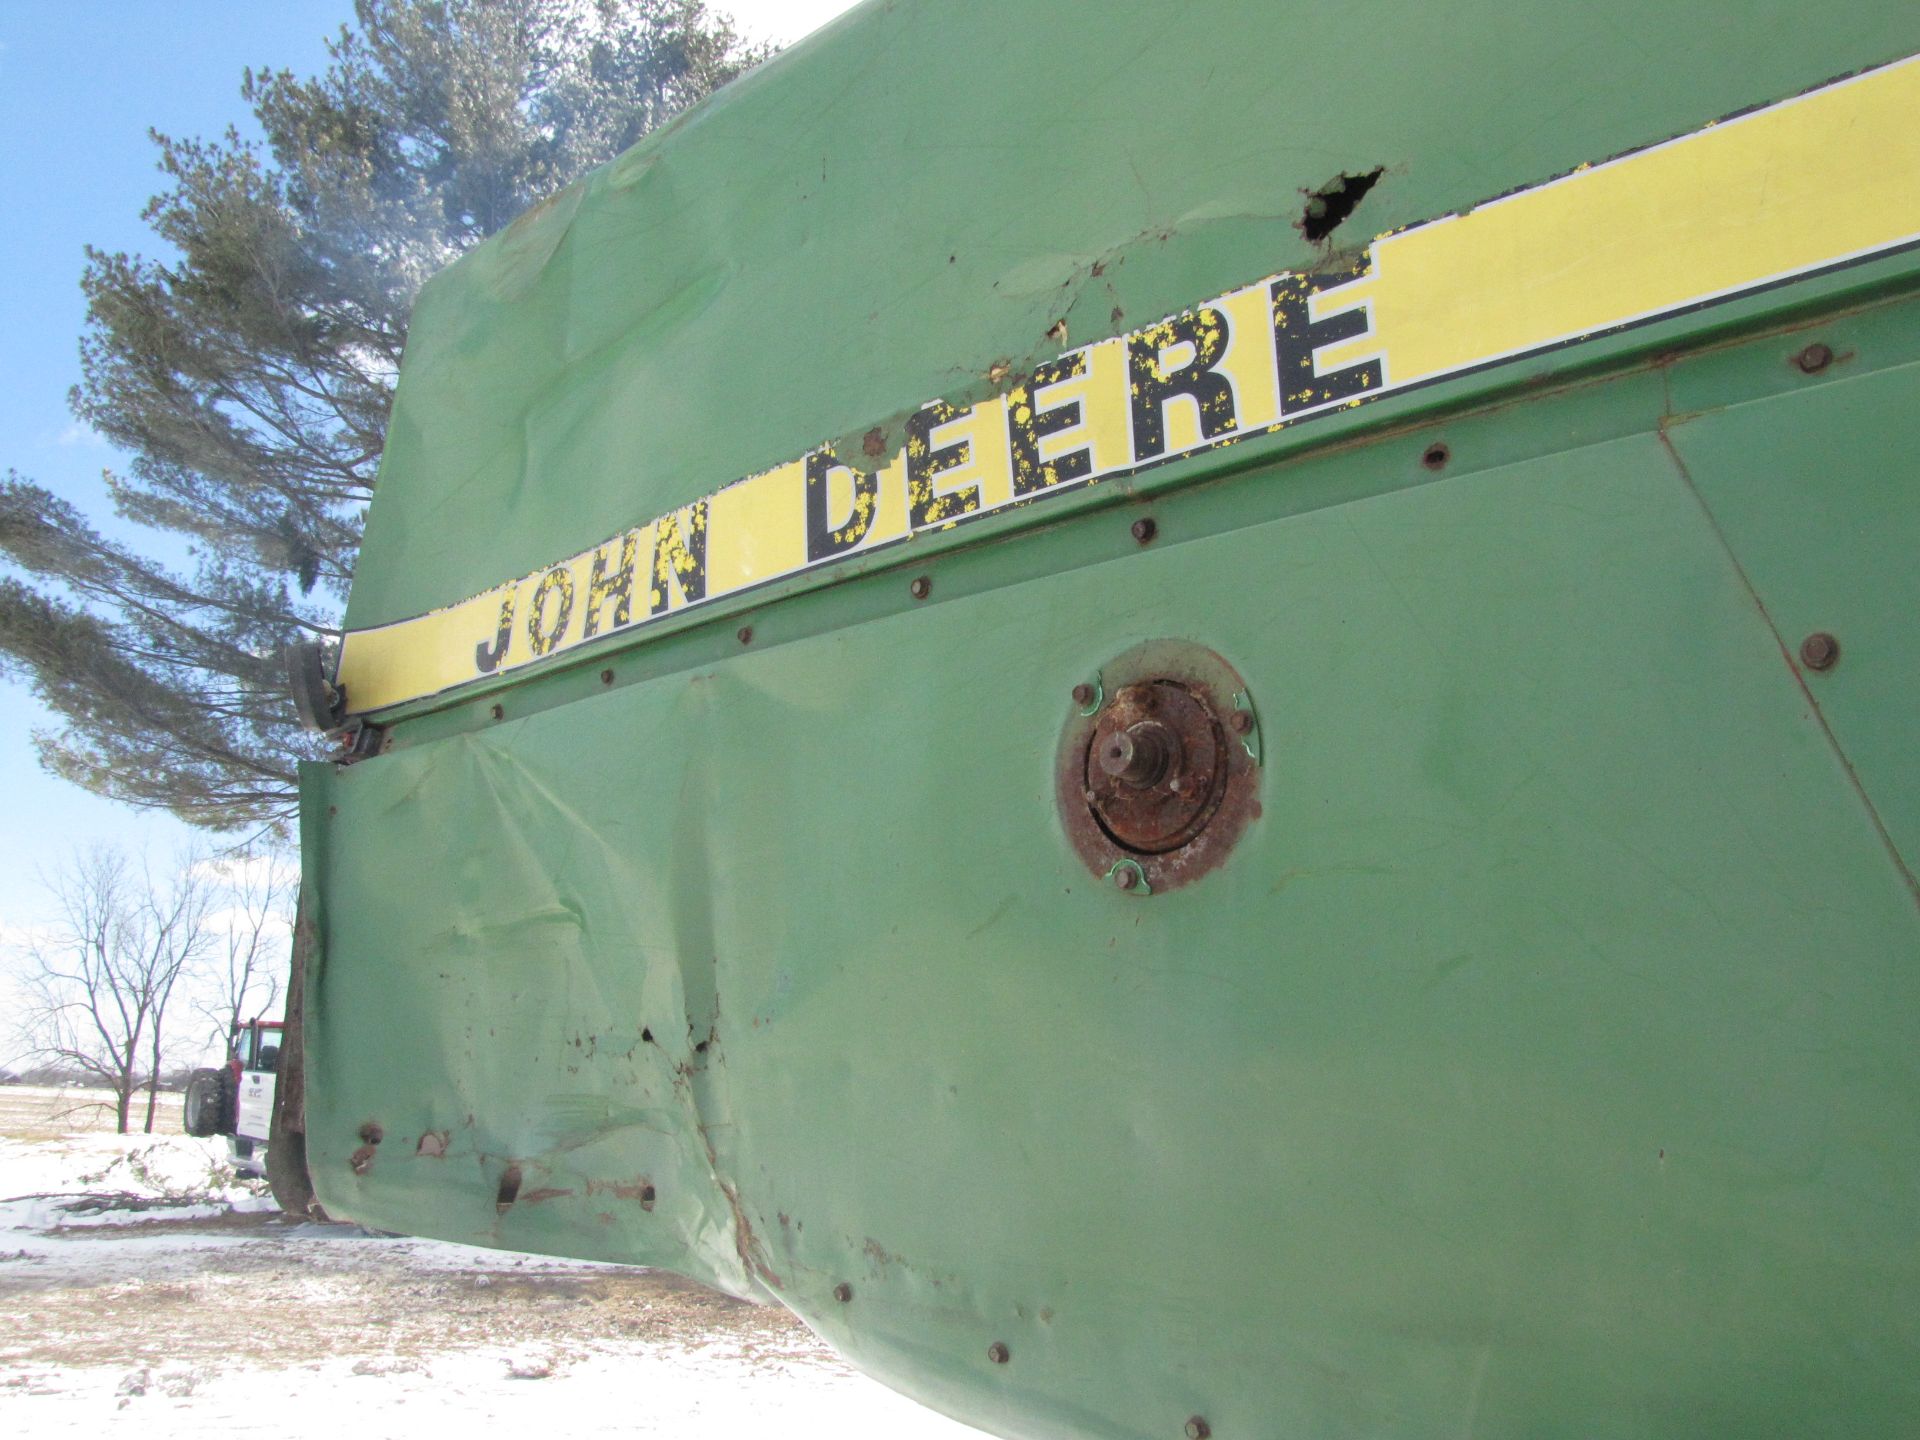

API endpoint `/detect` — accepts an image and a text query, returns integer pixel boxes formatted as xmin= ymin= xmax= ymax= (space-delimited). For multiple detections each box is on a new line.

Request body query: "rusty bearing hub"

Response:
xmin=1058 ymin=642 xmax=1260 ymax=893
xmin=1086 ymin=682 xmax=1229 ymax=853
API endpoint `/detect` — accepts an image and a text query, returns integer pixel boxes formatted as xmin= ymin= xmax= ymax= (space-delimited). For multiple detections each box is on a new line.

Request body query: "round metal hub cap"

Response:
xmin=1057 ymin=641 xmax=1261 ymax=894
xmin=1086 ymin=682 xmax=1228 ymax=853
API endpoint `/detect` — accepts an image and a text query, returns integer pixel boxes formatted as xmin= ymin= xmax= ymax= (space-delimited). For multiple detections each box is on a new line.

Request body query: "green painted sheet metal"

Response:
xmin=301 ymin=3 xmax=1920 ymax=1436
xmin=1665 ymin=360 xmax=1920 ymax=869
xmin=348 ymin=0 xmax=1919 ymax=631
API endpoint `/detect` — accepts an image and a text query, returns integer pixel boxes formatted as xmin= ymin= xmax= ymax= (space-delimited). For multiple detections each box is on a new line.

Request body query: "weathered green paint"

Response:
xmin=301 ymin=3 xmax=1920 ymax=1436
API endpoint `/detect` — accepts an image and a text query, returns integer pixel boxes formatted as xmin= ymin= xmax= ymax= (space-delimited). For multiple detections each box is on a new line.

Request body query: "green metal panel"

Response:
xmin=300 ymin=3 xmax=1920 ymax=1436
xmin=305 ymin=303 xmax=1920 ymax=1434
xmin=346 ymin=0 xmax=1920 ymax=631
xmin=1667 ymin=356 xmax=1920 ymax=872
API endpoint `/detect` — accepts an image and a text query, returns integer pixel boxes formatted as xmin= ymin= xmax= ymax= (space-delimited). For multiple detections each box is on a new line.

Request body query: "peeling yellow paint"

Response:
xmin=338 ymin=55 xmax=1920 ymax=713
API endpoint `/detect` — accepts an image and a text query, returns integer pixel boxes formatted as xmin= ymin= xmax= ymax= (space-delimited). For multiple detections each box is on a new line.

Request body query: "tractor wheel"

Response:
xmin=183 ymin=1069 xmax=231 ymax=1138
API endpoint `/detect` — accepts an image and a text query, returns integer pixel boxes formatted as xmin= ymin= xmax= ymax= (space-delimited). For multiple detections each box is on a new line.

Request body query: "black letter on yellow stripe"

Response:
xmin=1008 ymin=354 xmax=1093 ymax=497
xmin=527 ymin=567 xmax=575 ymax=656
xmin=650 ymin=503 xmax=709 ymax=615
xmin=1271 ymin=267 xmax=1381 ymax=415
xmin=907 ymin=399 xmax=981 ymax=529
xmin=805 ymin=450 xmax=878 ymax=562
xmin=1128 ymin=308 xmax=1236 ymax=462
xmin=474 ymin=592 xmax=516 ymax=673
xmin=582 ymin=532 xmax=637 ymax=638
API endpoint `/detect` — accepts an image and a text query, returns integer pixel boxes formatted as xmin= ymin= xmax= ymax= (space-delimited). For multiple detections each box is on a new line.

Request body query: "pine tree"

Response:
xmin=0 ymin=0 xmax=768 ymax=828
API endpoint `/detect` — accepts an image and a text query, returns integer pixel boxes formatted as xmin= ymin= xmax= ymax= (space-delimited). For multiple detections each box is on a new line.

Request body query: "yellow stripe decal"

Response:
xmin=340 ymin=55 xmax=1920 ymax=714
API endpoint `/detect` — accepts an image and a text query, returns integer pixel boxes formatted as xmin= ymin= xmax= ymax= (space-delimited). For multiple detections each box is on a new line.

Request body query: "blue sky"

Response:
xmin=0 ymin=1 xmax=855 ymax=933
xmin=0 ymin=4 xmax=353 ymax=932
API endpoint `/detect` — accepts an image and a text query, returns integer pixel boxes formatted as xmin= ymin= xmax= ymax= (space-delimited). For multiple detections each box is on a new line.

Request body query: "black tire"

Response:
xmin=183 ymin=1068 xmax=231 ymax=1138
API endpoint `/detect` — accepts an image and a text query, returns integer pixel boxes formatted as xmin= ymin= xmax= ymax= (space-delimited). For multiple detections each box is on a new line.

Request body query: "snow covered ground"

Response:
xmin=0 ymin=1087 xmax=985 ymax=1438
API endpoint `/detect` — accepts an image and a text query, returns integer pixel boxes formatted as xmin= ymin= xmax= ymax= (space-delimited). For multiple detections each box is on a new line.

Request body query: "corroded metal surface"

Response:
xmin=1057 ymin=642 xmax=1260 ymax=893
xmin=298 ymin=5 xmax=1920 ymax=1438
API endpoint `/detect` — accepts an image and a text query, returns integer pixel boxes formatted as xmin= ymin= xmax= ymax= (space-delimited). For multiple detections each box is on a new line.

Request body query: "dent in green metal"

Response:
xmin=346 ymin=1 xmax=1920 ymax=633
xmin=306 ymin=293 xmax=1920 ymax=1435
xmin=303 ymin=3 xmax=1920 ymax=1437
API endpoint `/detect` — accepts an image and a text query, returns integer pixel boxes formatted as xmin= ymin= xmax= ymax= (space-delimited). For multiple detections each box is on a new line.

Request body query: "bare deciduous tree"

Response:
xmin=12 ymin=847 xmax=214 ymax=1133
xmin=195 ymin=847 xmax=295 ymax=1054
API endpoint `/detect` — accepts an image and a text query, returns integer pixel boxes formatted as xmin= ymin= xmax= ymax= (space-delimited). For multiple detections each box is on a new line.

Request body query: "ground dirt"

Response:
xmin=0 ymin=1087 xmax=980 ymax=1438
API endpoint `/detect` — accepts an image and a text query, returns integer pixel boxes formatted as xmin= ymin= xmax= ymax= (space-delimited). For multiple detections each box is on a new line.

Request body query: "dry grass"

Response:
xmin=0 ymin=1085 xmax=183 ymax=1140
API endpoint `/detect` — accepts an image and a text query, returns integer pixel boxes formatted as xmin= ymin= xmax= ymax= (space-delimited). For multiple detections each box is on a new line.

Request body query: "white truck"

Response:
xmin=182 ymin=1019 xmax=283 ymax=1178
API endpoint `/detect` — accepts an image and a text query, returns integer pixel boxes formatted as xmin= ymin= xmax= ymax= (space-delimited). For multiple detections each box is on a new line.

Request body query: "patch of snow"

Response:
xmin=0 ymin=1095 xmax=989 ymax=1439
xmin=4 ymin=1343 xmax=980 ymax=1438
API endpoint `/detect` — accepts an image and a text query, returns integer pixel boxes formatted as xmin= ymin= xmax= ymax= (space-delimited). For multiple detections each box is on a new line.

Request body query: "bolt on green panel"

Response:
xmin=297 ymin=4 xmax=1920 ymax=1436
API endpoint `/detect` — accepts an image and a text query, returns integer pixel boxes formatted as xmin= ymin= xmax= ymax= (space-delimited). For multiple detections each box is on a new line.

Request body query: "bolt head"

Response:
xmin=1072 ymin=683 xmax=1095 ymax=708
xmin=737 ymin=625 xmax=753 ymax=645
xmin=987 ymin=1342 xmax=1011 ymax=1364
xmin=1131 ymin=517 xmax=1157 ymax=544
xmin=1795 ymin=342 xmax=1834 ymax=374
xmin=1230 ymin=711 xmax=1254 ymax=735
xmin=1185 ymin=1418 xmax=1211 ymax=1440
xmin=910 ymin=576 xmax=932 ymax=599
xmin=1799 ymin=631 xmax=1840 ymax=671
xmin=832 ymin=1282 xmax=853 ymax=1303
xmin=1113 ymin=868 xmax=1138 ymax=891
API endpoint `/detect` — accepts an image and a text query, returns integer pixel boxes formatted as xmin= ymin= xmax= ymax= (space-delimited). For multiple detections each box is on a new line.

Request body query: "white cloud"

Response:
xmin=202 ymin=903 xmax=294 ymax=944
xmin=53 ymin=421 xmax=107 ymax=449
xmin=189 ymin=850 xmax=299 ymax=891
xmin=726 ymin=0 xmax=860 ymax=47
xmin=0 ymin=919 xmax=59 ymax=951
